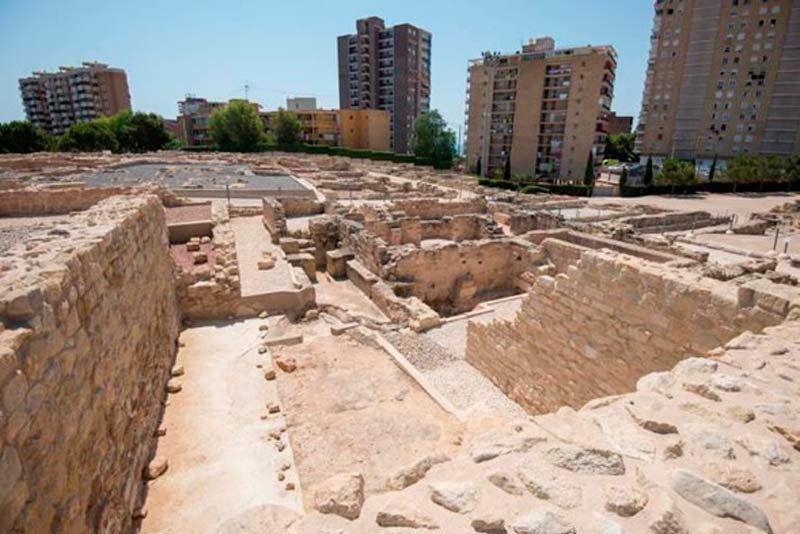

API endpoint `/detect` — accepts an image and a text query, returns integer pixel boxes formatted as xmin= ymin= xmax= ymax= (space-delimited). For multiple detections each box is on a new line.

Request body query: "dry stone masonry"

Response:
xmin=1 ymin=150 xmax=799 ymax=533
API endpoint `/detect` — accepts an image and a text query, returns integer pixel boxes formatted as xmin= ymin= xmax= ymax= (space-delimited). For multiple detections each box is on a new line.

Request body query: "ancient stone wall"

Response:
xmin=0 ymin=196 xmax=180 ymax=532
xmin=0 ymin=184 xmax=185 ymax=217
xmin=467 ymin=248 xmax=799 ymax=414
xmin=281 ymin=197 xmax=325 ymax=217
xmin=383 ymin=239 xmax=541 ymax=315
xmin=390 ymin=197 xmax=487 ymax=218
xmin=262 ymin=197 xmax=287 ymax=244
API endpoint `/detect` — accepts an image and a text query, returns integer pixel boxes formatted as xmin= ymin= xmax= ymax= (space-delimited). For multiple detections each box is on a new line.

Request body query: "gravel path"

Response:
xmin=384 ymin=298 xmax=528 ymax=417
xmin=424 ymin=297 xmax=525 ymax=359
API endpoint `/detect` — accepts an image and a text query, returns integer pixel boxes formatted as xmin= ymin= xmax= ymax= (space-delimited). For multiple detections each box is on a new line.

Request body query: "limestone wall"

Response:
xmin=383 ymin=239 xmax=541 ymax=315
xmin=262 ymin=197 xmax=288 ymax=244
xmin=0 ymin=184 xmax=186 ymax=216
xmin=0 ymin=196 xmax=181 ymax=532
xmin=467 ymin=248 xmax=798 ymax=414
xmin=390 ymin=197 xmax=487 ymax=218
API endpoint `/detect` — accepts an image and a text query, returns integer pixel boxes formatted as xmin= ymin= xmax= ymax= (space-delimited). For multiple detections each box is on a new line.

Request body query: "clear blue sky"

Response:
xmin=0 ymin=0 xmax=653 ymax=134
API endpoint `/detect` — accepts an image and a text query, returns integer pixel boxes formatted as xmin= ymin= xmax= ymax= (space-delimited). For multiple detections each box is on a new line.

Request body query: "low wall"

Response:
xmin=467 ymin=249 xmax=798 ymax=414
xmin=0 ymin=184 xmax=186 ymax=216
xmin=390 ymin=197 xmax=487 ymax=218
xmin=262 ymin=197 xmax=288 ymax=244
xmin=0 ymin=196 xmax=181 ymax=532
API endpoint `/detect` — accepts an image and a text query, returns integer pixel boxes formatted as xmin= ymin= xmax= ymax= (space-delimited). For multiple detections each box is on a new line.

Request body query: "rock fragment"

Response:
xmin=429 ymin=481 xmax=478 ymax=513
xmin=313 ymin=472 xmax=365 ymax=520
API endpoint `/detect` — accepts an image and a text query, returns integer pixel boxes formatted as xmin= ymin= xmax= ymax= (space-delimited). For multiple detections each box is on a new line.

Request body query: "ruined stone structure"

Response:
xmin=1 ymin=150 xmax=799 ymax=534
xmin=0 ymin=197 xmax=180 ymax=532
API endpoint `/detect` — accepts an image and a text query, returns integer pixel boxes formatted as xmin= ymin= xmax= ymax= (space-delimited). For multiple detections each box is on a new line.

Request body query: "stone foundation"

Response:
xmin=467 ymin=247 xmax=799 ymax=414
xmin=0 ymin=196 xmax=180 ymax=532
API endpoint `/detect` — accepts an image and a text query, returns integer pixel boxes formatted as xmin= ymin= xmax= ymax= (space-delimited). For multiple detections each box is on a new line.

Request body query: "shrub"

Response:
xmin=58 ymin=122 xmax=118 ymax=152
xmin=519 ymin=184 xmax=548 ymax=194
xmin=0 ymin=121 xmax=52 ymax=153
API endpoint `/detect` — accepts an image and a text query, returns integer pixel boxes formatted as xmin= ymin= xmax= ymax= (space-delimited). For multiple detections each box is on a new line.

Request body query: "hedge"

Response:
xmin=519 ymin=184 xmax=549 ymax=194
xmin=478 ymin=179 xmax=518 ymax=191
xmin=180 ymin=143 xmax=450 ymax=168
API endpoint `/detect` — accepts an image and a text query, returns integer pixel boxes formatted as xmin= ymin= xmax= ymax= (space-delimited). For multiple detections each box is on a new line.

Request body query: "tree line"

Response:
xmin=0 ymin=111 xmax=173 ymax=154
xmin=206 ymin=100 xmax=456 ymax=167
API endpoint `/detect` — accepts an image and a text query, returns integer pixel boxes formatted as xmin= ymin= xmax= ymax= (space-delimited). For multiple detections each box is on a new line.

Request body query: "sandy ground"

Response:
xmin=140 ymin=319 xmax=302 ymax=533
xmin=273 ymin=329 xmax=463 ymax=507
xmin=231 ymin=216 xmax=294 ymax=297
xmin=591 ymin=192 xmax=800 ymax=219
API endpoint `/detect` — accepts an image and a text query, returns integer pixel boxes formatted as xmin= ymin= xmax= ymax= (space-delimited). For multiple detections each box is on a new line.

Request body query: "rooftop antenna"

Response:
xmin=244 ymin=81 xmax=250 ymax=100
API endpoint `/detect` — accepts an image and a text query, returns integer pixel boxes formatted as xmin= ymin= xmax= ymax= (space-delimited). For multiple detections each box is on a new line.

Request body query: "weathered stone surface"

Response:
xmin=375 ymin=503 xmax=438 ymax=529
xmin=517 ymin=462 xmax=582 ymax=510
xmin=471 ymin=515 xmax=506 ymax=533
xmin=704 ymin=463 xmax=762 ymax=493
xmin=429 ymin=481 xmax=478 ymax=513
xmin=166 ymin=379 xmax=182 ymax=393
xmin=313 ymin=472 xmax=365 ymax=520
xmin=510 ymin=510 xmax=575 ymax=534
xmin=603 ymin=485 xmax=648 ymax=517
xmin=386 ymin=453 xmax=449 ymax=490
xmin=470 ymin=429 xmax=547 ymax=463
xmin=145 ymin=456 xmax=168 ymax=480
xmin=670 ymin=469 xmax=773 ymax=533
xmin=274 ymin=354 xmax=298 ymax=373
xmin=625 ymin=403 xmax=678 ymax=434
xmin=544 ymin=446 xmax=625 ymax=475
xmin=488 ymin=471 xmax=525 ymax=496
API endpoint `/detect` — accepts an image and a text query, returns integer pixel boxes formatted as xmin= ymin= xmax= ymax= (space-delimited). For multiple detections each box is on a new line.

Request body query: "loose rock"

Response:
xmin=429 ymin=481 xmax=478 ymax=514
xmin=313 ymin=472 xmax=365 ymax=520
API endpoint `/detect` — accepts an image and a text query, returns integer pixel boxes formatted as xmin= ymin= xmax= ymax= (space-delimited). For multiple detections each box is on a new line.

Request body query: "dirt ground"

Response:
xmin=140 ymin=319 xmax=302 ymax=533
xmin=273 ymin=329 xmax=463 ymax=507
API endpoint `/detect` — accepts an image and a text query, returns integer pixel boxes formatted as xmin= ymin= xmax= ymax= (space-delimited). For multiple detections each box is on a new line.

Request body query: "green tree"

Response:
xmin=644 ymin=156 xmax=654 ymax=186
xmin=619 ymin=166 xmax=628 ymax=188
xmin=604 ymin=133 xmax=636 ymax=162
xmin=57 ymin=121 xmax=118 ymax=152
xmin=475 ymin=156 xmax=482 ymax=177
xmin=724 ymin=156 xmax=754 ymax=193
xmin=209 ymin=100 xmax=265 ymax=151
xmin=99 ymin=111 xmax=171 ymax=153
xmin=503 ymin=155 xmax=511 ymax=180
xmin=411 ymin=110 xmax=456 ymax=168
xmin=271 ymin=108 xmax=303 ymax=147
xmin=656 ymin=158 xmax=695 ymax=194
xmin=0 ymin=121 xmax=52 ymax=153
xmin=583 ymin=152 xmax=595 ymax=186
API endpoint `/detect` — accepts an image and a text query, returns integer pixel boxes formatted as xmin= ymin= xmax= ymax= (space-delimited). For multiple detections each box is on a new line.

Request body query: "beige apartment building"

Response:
xmin=19 ymin=62 xmax=131 ymax=136
xmin=636 ymin=0 xmax=800 ymax=168
xmin=465 ymin=37 xmax=617 ymax=182
xmin=339 ymin=109 xmax=391 ymax=151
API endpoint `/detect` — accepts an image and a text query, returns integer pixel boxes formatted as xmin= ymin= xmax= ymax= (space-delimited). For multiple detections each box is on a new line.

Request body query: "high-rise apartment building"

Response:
xmin=337 ymin=16 xmax=431 ymax=153
xmin=465 ymin=38 xmax=616 ymax=181
xmin=19 ymin=62 xmax=131 ymax=136
xmin=636 ymin=0 xmax=800 ymax=165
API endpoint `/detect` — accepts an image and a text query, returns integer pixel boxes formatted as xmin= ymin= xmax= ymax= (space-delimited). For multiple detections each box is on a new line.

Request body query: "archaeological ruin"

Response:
xmin=1 ymin=150 xmax=799 ymax=533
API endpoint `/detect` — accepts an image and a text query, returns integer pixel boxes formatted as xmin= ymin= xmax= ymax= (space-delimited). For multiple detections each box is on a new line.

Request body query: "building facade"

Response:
xmin=286 ymin=97 xmax=317 ymax=111
xmin=338 ymin=109 xmax=391 ymax=151
xmin=19 ymin=62 xmax=131 ymax=136
xmin=608 ymin=112 xmax=634 ymax=135
xmin=176 ymin=97 xmax=225 ymax=147
xmin=636 ymin=0 xmax=800 ymax=167
xmin=465 ymin=37 xmax=617 ymax=182
xmin=263 ymin=108 xmax=340 ymax=146
xmin=337 ymin=16 xmax=431 ymax=153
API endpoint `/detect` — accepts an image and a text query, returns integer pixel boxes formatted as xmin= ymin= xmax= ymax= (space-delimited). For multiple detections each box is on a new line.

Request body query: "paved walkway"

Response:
xmin=231 ymin=216 xmax=294 ymax=297
xmin=140 ymin=319 xmax=302 ymax=533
